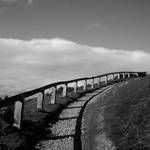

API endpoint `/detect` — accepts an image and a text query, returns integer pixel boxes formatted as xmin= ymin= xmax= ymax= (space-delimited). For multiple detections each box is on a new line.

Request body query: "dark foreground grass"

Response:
xmin=104 ymin=75 xmax=150 ymax=150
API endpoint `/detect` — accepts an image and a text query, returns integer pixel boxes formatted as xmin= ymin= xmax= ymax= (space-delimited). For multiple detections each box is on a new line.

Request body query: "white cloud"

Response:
xmin=27 ymin=0 xmax=34 ymax=6
xmin=1 ymin=0 xmax=17 ymax=2
xmin=1 ymin=0 xmax=35 ymax=6
xmin=92 ymin=22 xmax=102 ymax=27
xmin=0 ymin=37 xmax=149 ymax=96
xmin=87 ymin=22 xmax=106 ymax=29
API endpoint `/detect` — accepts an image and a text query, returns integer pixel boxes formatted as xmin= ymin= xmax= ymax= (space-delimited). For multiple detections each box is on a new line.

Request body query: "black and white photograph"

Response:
xmin=0 ymin=0 xmax=150 ymax=149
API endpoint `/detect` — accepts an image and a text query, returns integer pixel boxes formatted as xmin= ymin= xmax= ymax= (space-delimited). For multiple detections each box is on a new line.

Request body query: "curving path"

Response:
xmin=81 ymin=86 xmax=116 ymax=150
xmin=35 ymin=85 xmax=113 ymax=150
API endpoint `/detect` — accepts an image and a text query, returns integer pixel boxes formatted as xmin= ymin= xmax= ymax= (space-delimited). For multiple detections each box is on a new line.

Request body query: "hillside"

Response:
xmin=82 ymin=75 xmax=150 ymax=150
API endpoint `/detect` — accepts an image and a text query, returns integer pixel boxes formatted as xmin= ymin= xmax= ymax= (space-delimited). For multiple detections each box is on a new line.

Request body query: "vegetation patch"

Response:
xmin=104 ymin=76 xmax=150 ymax=150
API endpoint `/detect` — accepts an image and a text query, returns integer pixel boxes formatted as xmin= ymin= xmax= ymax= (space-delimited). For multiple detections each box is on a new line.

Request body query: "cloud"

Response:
xmin=87 ymin=22 xmax=106 ymax=29
xmin=1 ymin=0 xmax=17 ymax=3
xmin=1 ymin=0 xmax=35 ymax=6
xmin=27 ymin=0 xmax=34 ymax=6
xmin=0 ymin=37 xmax=149 ymax=96
xmin=92 ymin=22 xmax=103 ymax=27
xmin=1 ymin=0 xmax=18 ymax=3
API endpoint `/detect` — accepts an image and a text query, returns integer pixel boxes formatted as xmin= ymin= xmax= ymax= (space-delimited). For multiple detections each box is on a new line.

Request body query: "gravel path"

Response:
xmin=35 ymin=86 xmax=110 ymax=150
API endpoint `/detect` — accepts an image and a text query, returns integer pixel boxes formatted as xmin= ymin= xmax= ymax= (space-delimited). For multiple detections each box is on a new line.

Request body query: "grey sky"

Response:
xmin=0 ymin=0 xmax=150 ymax=51
xmin=0 ymin=0 xmax=150 ymax=96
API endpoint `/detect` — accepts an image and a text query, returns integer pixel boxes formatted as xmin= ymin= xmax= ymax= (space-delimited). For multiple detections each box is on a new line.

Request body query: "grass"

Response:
xmin=104 ymin=75 xmax=150 ymax=150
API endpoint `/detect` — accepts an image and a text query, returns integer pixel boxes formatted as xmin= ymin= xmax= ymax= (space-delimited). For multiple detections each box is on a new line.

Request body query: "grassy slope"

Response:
xmin=104 ymin=75 xmax=150 ymax=150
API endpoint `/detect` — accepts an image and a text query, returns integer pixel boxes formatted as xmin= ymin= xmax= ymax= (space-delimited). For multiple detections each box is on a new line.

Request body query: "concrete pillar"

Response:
xmin=44 ymin=89 xmax=48 ymax=95
xmin=134 ymin=73 xmax=136 ymax=77
xmin=110 ymin=74 xmax=111 ymax=79
xmin=51 ymin=86 xmax=56 ymax=104
xmin=74 ymin=81 xmax=77 ymax=93
xmin=105 ymin=75 xmax=108 ymax=85
xmin=37 ymin=91 xmax=44 ymax=111
xmin=98 ymin=77 xmax=101 ymax=86
xmin=46 ymin=88 xmax=52 ymax=105
xmin=122 ymin=73 xmax=125 ymax=79
xmin=112 ymin=74 xmax=114 ymax=80
xmin=118 ymin=73 xmax=120 ymax=80
xmin=47 ymin=88 xmax=51 ymax=95
xmin=84 ymin=79 xmax=87 ymax=90
xmin=110 ymin=74 xmax=112 ymax=82
xmin=128 ymin=73 xmax=130 ymax=78
xmin=63 ymin=84 xmax=67 ymax=97
xmin=13 ymin=99 xmax=24 ymax=129
xmin=91 ymin=78 xmax=94 ymax=88
xmin=124 ymin=73 xmax=126 ymax=79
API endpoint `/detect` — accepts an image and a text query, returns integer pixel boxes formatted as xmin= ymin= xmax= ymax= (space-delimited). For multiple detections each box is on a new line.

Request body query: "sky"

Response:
xmin=0 ymin=0 xmax=150 ymax=96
